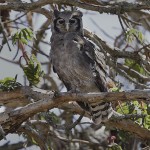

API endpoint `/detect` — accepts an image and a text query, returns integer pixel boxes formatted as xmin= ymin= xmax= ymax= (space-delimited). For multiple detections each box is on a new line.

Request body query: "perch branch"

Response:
xmin=0 ymin=86 xmax=150 ymax=140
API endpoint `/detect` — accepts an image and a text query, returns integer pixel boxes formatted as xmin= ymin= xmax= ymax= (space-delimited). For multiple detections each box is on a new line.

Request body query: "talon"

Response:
xmin=53 ymin=91 xmax=60 ymax=97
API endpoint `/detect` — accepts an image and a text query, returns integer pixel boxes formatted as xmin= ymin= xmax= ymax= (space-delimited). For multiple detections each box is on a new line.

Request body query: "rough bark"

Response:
xmin=0 ymin=1 xmax=149 ymax=15
xmin=0 ymin=86 xmax=150 ymax=140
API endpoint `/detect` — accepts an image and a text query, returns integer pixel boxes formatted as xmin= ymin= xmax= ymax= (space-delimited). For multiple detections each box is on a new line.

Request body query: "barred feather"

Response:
xmin=90 ymin=102 xmax=113 ymax=124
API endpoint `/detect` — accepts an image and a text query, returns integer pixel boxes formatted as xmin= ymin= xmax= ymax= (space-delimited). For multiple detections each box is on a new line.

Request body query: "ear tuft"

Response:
xmin=54 ymin=9 xmax=60 ymax=18
xmin=73 ymin=11 xmax=83 ymax=17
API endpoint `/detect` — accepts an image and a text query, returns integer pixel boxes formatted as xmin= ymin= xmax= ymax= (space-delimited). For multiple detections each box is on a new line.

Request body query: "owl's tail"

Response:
xmin=90 ymin=102 xmax=113 ymax=124
xmin=77 ymin=101 xmax=113 ymax=124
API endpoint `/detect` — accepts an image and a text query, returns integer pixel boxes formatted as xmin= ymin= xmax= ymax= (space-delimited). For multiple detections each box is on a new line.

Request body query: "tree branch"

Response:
xmin=0 ymin=1 xmax=149 ymax=15
xmin=0 ymin=86 xmax=150 ymax=140
xmin=0 ymin=86 xmax=150 ymax=107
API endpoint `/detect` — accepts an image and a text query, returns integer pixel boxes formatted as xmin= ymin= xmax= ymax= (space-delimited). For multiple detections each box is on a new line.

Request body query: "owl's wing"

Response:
xmin=73 ymin=35 xmax=114 ymax=124
xmin=63 ymin=33 xmax=113 ymax=124
xmin=81 ymin=38 xmax=108 ymax=92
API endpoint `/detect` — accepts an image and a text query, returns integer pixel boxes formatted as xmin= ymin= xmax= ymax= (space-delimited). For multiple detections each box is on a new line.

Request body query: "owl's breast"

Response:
xmin=50 ymin=36 xmax=99 ymax=92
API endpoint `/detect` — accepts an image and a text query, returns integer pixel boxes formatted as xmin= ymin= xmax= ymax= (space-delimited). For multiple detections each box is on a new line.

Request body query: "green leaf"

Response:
xmin=116 ymin=100 xmax=150 ymax=130
xmin=147 ymin=105 xmax=150 ymax=115
xmin=45 ymin=112 xmax=61 ymax=124
xmin=111 ymin=87 xmax=120 ymax=92
xmin=107 ymin=144 xmax=123 ymax=150
xmin=138 ymin=31 xmax=144 ymax=42
xmin=125 ymin=58 xmax=146 ymax=75
xmin=22 ymin=29 xmax=28 ymax=40
xmin=11 ymin=28 xmax=34 ymax=45
xmin=18 ymin=31 xmax=22 ymax=40
xmin=23 ymin=54 xmax=44 ymax=85
xmin=128 ymin=103 xmax=135 ymax=114
xmin=20 ymin=38 xmax=28 ymax=45
xmin=125 ymin=28 xmax=144 ymax=44
xmin=0 ymin=77 xmax=22 ymax=91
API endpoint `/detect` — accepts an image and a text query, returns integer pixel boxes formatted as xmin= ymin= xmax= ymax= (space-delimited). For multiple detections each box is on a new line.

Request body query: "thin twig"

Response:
xmin=4 ymin=12 xmax=28 ymax=24
xmin=118 ymin=14 xmax=126 ymax=33
xmin=0 ymin=56 xmax=18 ymax=64
xmin=66 ymin=111 xmax=85 ymax=130
xmin=0 ymin=22 xmax=12 ymax=52
xmin=121 ymin=14 xmax=142 ymax=26
xmin=137 ymin=44 xmax=150 ymax=52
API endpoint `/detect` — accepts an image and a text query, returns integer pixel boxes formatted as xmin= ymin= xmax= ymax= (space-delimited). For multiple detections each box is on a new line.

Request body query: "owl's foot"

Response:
xmin=53 ymin=91 xmax=61 ymax=97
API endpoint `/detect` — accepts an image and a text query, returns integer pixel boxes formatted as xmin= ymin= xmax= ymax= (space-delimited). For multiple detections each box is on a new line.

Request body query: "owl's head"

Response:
xmin=51 ymin=10 xmax=83 ymax=35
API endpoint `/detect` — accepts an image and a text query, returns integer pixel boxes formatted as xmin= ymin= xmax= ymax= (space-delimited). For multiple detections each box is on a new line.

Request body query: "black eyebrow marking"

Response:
xmin=54 ymin=17 xmax=63 ymax=33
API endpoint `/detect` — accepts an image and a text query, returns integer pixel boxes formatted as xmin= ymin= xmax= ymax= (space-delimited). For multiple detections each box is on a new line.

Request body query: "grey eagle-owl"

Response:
xmin=50 ymin=10 xmax=113 ymax=124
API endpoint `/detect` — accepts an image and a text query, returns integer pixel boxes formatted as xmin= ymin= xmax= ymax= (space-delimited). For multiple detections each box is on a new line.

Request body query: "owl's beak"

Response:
xmin=65 ymin=23 xmax=69 ymax=31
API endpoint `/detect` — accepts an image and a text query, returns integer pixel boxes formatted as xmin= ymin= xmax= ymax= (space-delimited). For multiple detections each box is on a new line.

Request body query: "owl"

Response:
xmin=50 ymin=9 xmax=113 ymax=124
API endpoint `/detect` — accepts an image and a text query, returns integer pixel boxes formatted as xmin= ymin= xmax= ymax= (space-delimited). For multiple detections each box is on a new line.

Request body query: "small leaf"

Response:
xmin=107 ymin=143 xmax=123 ymax=150
xmin=23 ymin=54 xmax=44 ymax=85
xmin=22 ymin=29 xmax=28 ymax=40
xmin=11 ymin=28 xmax=34 ymax=46
xmin=125 ymin=28 xmax=144 ymax=44
xmin=147 ymin=105 xmax=150 ymax=115
xmin=0 ymin=77 xmax=22 ymax=91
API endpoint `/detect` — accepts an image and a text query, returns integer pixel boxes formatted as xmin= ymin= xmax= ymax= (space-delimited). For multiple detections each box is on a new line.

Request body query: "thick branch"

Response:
xmin=84 ymin=29 xmax=141 ymax=60
xmin=0 ymin=87 xmax=150 ymax=140
xmin=0 ymin=87 xmax=150 ymax=107
xmin=0 ymin=89 xmax=30 ymax=107
xmin=0 ymin=1 xmax=149 ymax=14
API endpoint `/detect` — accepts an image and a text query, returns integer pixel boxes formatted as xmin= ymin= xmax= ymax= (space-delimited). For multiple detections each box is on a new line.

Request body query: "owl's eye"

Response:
xmin=58 ymin=19 xmax=65 ymax=24
xmin=69 ymin=18 xmax=77 ymax=24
